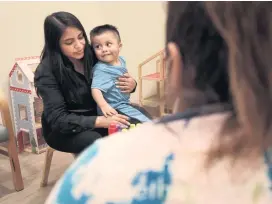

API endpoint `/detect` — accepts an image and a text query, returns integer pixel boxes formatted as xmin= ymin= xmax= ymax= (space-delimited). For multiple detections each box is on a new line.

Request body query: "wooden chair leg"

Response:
xmin=7 ymin=139 xmax=24 ymax=191
xmin=40 ymin=147 xmax=54 ymax=187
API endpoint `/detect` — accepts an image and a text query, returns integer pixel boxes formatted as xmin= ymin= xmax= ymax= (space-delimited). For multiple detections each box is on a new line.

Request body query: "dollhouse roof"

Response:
xmin=17 ymin=61 xmax=35 ymax=82
xmin=10 ymin=56 xmax=40 ymax=83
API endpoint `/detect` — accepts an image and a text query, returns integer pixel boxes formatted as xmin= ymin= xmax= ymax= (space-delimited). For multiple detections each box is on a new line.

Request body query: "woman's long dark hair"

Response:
xmin=38 ymin=11 xmax=97 ymax=101
xmin=167 ymin=2 xmax=230 ymax=106
xmin=166 ymin=2 xmax=272 ymax=163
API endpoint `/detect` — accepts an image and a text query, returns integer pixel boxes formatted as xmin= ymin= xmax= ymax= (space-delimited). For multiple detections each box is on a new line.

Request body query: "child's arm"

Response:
xmin=91 ymin=88 xmax=118 ymax=117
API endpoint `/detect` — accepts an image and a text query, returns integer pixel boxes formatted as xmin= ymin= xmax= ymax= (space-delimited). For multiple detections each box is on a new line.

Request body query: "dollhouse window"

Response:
xmin=33 ymin=97 xmax=43 ymax=124
xmin=18 ymin=104 xmax=28 ymax=121
xmin=16 ymin=70 xmax=23 ymax=84
xmin=22 ymin=131 xmax=30 ymax=148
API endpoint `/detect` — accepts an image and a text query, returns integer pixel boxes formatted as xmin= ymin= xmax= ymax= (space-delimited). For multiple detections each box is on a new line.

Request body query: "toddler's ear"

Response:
xmin=119 ymin=43 xmax=123 ymax=49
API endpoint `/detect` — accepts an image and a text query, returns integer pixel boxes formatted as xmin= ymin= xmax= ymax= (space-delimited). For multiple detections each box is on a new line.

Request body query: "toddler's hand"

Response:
xmin=101 ymin=104 xmax=118 ymax=117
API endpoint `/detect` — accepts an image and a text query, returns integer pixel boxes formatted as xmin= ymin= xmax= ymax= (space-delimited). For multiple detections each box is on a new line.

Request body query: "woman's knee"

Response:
xmin=44 ymin=129 xmax=105 ymax=154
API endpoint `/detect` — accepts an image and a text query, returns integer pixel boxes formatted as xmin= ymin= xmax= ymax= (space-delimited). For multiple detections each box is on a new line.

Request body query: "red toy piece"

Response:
xmin=108 ymin=123 xmax=118 ymax=135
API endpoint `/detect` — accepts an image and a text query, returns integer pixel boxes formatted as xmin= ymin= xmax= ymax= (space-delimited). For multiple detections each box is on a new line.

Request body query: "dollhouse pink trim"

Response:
xmin=10 ymin=86 xmax=31 ymax=94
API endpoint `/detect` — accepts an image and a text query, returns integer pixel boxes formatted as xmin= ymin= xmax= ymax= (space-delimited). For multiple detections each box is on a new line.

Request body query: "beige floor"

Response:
xmin=0 ymin=150 xmax=74 ymax=204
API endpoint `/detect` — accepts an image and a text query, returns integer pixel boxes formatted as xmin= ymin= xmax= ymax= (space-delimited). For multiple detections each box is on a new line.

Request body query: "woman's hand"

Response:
xmin=116 ymin=73 xmax=136 ymax=93
xmin=95 ymin=114 xmax=130 ymax=128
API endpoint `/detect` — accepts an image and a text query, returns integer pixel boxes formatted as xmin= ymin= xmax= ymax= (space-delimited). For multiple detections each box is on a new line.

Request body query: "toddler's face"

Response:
xmin=91 ymin=31 xmax=122 ymax=66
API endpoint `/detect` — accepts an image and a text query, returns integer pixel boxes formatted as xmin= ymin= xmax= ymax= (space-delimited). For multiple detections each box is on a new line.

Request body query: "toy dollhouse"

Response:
xmin=9 ymin=56 xmax=47 ymax=154
xmin=138 ymin=49 xmax=172 ymax=117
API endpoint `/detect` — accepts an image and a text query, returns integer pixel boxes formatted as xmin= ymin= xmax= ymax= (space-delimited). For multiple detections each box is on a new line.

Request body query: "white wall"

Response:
xmin=0 ymin=1 xmax=166 ymax=102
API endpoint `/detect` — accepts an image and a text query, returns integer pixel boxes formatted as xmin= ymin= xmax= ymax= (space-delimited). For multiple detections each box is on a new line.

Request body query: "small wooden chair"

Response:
xmin=0 ymin=90 xmax=24 ymax=191
xmin=40 ymin=147 xmax=76 ymax=187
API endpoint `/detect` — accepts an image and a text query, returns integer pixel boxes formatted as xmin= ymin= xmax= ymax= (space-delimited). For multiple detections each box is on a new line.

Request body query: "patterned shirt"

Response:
xmin=45 ymin=110 xmax=272 ymax=204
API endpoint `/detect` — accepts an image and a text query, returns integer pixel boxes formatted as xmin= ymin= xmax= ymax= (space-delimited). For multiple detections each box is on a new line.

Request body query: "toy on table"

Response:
xmin=108 ymin=123 xmax=141 ymax=135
